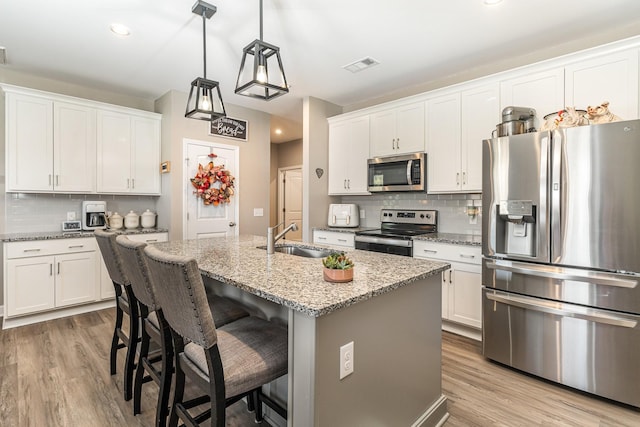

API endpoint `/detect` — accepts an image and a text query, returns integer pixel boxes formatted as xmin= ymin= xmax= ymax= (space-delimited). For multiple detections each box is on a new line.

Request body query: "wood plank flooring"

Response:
xmin=1 ymin=309 xmax=639 ymax=426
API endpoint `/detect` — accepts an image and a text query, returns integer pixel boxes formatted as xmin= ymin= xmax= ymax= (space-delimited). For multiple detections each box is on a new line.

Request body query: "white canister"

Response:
xmin=124 ymin=210 xmax=139 ymax=229
xmin=109 ymin=212 xmax=124 ymax=230
xmin=141 ymin=209 xmax=157 ymax=228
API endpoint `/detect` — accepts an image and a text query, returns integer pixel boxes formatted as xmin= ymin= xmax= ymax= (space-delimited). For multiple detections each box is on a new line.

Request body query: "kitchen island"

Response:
xmin=151 ymin=235 xmax=450 ymax=427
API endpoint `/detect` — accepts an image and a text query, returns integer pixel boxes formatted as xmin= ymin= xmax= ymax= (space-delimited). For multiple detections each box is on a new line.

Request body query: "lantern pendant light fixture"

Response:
xmin=185 ymin=0 xmax=226 ymax=121
xmin=235 ymin=0 xmax=289 ymax=100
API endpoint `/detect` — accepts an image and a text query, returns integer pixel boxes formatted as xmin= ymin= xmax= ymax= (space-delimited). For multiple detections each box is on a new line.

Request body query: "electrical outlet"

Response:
xmin=67 ymin=211 xmax=76 ymax=221
xmin=339 ymin=341 xmax=354 ymax=379
xmin=360 ymin=209 xmax=365 ymax=219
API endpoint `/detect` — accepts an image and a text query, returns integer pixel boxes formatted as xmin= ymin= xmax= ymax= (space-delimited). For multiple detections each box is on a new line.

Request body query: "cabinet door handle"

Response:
xmin=55 ymin=175 xmax=59 ymax=186
xmin=456 ymin=172 xmax=460 ymax=186
xmin=145 ymin=239 xmax=158 ymax=243
xmin=23 ymin=248 xmax=42 ymax=253
xmin=57 ymin=262 xmax=61 ymax=275
xmin=462 ymin=172 xmax=466 ymax=185
xmin=392 ymin=138 xmax=395 ymax=149
xmin=317 ymin=236 xmax=327 ymax=240
xmin=347 ymin=179 xmax=351 ymax=189
xmin=344 ymin=179 xmax=347 ymax=189
xmin=442 ymin=272 xmax=446 ymax=284
xmin=338 ymin=238 xmax=347 ymax=243
xmin=422 ymin=249 xmax=438 ymax=254
xmin=396 ymin=138 xmax=399 ymax=149
xmin=68 ymin=245 xmax=84 ymax=249
xmin=132 ymin=178 xmax=135 ymax=189
xmin=127 ymin=178 xmax=130 ymax=189
xmin=50 ymin=264 xmax=53 ymax=276
xmin=459 ymin=254 xmax=476 ymax=259
xmin=449 ymin=270 xmax=453 ymax=284
xmin=49 ymin=175 xmax=52 ymax=186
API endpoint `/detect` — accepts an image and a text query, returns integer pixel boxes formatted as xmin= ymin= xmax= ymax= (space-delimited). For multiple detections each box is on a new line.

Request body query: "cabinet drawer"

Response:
xmin=313 ymin=230 xmax=355 ymax=248
xmin=414 ymin=241 xmax=481 ymax=264
xmin=6 ymin=238 xmax=95 ymax=259
xmin=125 ymin=232 xmax=168 ymax=244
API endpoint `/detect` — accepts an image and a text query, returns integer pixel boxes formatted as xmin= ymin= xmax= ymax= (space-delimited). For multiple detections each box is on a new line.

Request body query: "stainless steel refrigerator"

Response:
xmin=482 ymin=119 xmax=640 ymax=408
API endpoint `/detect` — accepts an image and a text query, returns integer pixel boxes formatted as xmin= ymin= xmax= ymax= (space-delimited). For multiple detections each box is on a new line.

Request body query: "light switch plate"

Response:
xmin=253 ymin=208 xmax=264 ymax=217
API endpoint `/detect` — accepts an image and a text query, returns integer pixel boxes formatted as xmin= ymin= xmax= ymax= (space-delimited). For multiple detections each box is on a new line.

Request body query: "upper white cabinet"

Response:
xmin=97 ymin=110 xmax=161 ymax=195
xmin=328 ymin=116 xmax=370 ymax=195
xmin=565 ymin=49 xmax=639 ymax=121
xmin=6 ymin=92 xmax=96 ymax=193
xmin=426 ymin=93 xmax=461 ymax=193
xmin=460 ymin=83 xmax=500 ymax=192
xmin=3 ymin=84 xmax=161 ymax=195
xmin=427 ymin=83 xmax=499 ymax=193
xmin=370 ymin=102 xmax=425 ymax=157
xmin=500 ymin=67 xmax=565 ymax=124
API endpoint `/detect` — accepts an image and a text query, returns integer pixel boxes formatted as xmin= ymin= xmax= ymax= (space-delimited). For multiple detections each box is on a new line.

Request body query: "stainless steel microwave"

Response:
xmin=367 ymin=152 xmax=426 ymax=192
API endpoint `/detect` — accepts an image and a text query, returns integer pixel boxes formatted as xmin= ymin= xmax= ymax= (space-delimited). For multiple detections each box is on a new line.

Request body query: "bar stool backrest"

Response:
xmin=95 ymin=229 xmax=127 ymax=286
xmin=143 ymin=245 xmax=218 ymax=348
xmin=115 ymin=235 xmax=158 ymax=311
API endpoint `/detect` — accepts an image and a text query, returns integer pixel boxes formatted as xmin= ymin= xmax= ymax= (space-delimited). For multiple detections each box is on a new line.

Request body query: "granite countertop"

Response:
xmin=413 ymin=233 xmax=482 ymax=246
xmin=151 ymin=235 xmax=449 ymax=318
xmin=0 ymin=227 xmax=169 ymax=242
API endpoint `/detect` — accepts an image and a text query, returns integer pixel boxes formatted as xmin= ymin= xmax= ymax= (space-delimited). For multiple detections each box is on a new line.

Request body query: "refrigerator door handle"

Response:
xmin=485 ymin=259 xmax=638 ymax=289
xmin=486 ymin=290 xmax=638 ymax=328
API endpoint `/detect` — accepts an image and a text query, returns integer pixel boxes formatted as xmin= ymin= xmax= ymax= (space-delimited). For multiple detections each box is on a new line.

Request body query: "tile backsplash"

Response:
xmin=340 ymin=193 xmax=482 ymax=235
xmin=2 ymin=193 xmax=159 ymax=234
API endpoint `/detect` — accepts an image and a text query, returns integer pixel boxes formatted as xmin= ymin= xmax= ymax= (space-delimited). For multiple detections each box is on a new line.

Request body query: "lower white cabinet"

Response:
xmin=313 ymin=230 xmax=355 ymax=248
xmin=4 ymin=238 xmax=98 ymax=318
xmin=99 ymin=232 xmax=169 ymax=299
xmin=413 ymin=241 xmax=482 ymax=330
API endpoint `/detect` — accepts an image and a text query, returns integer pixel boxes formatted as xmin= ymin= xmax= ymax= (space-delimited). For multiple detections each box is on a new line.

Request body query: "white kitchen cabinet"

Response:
xmin=426 ymin=84 xmax=499 ymax=193
xmin=565 ymin=49 xmax=639 ymax=121
xmin=4 ymin=238 xmax=99 ymax=318
xmin=5 ymin=92 xmax=95 ymax=193
xmin=500 ymin=67 xmax=565 ymax=124
xmin=97 ymin=110 xmax=161 ymax=195
xmin=370 ymin=102 xmax=425 ymax=157
xmin=328 ymin=116 xmax=370 ymax=195
xmin=413 ymin=241 xmax=482 ymax=331
xmin=98 ymin=232 xmax=168 ymax=299
xmin=313 ymin=230 xmax=355 ymax=248
xmin=426 ymin=93 xmax=461 ymax=193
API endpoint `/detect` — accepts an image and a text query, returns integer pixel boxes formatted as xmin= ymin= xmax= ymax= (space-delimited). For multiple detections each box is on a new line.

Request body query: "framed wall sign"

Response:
xmin=210 ymin=116 xmax=249 ymax=142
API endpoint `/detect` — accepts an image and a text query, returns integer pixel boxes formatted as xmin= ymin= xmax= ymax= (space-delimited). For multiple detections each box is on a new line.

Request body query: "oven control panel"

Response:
xmin=380 ymin=209 xmax=437 ymax=225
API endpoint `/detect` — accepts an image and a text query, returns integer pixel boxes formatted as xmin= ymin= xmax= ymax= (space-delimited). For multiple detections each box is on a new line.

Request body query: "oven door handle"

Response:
xmin=355 ymin=235 xmax=412 ymax=248
xmin=406 ymin=160 xmax=413 ymax=185
xmin=486 ymin=290 xmax=638 ymax=328
xmin=485 ymin=259 xmax=638 ymax=289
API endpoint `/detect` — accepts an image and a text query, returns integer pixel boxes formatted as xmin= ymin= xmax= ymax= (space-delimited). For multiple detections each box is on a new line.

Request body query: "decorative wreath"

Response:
xmin=190 ymin=153 xmax=235 ymax=206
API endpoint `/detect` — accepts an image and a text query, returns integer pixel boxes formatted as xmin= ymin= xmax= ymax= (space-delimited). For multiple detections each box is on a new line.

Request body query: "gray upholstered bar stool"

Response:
xmin=143 ymin=245 xmax=288 ymax=427
xmin=94 ymin=229 xmax=139 ymax=402
xmin=115 ymin=235 xmax=251 ymax=427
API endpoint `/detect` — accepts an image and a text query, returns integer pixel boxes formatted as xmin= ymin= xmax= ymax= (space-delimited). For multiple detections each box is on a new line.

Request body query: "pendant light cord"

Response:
xmin=202 ymin=9 xmax=207 ymax=78
xmin=259 ymin=0 xmax=263 ymax=41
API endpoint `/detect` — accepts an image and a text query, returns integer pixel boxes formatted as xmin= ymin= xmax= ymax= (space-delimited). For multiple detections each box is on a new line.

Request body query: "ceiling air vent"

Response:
xmin=0 ymin=47 xmax=6 ymax=65
xmin=343 ymin=57 xmax=380 ymax=73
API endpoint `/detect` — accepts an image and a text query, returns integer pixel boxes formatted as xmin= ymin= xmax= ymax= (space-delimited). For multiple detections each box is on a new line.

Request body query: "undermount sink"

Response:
xmin=258 ymin=244 xmax=334 ymax=258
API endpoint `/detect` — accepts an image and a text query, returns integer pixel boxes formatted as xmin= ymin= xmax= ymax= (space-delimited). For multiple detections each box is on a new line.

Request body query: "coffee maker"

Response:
xmin=82 ymin=201 xmax=107 ymax=230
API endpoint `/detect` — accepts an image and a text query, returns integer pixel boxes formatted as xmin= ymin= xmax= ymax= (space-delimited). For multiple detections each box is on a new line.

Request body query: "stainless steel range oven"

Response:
xmin=355 ymin=209 xmax=437 ymax=257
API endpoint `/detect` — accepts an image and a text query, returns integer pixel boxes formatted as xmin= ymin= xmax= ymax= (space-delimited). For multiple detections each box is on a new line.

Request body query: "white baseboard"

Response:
xmin=442 ymin=321 xmax=482 ymax=342
xmin=2 ymin=300 xmax=115 ymax=330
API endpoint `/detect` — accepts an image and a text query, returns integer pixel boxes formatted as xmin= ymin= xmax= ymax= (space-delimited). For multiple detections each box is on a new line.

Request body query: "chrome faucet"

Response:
xmin=267 ymin=222 xmax=299 ymax=254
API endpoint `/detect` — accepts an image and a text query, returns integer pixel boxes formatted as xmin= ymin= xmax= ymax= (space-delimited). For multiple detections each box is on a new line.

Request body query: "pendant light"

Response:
xmin=185 ymin=0 xmax=226 ymax=121
xmin=235 ymin=0 xmax=289 ymax=101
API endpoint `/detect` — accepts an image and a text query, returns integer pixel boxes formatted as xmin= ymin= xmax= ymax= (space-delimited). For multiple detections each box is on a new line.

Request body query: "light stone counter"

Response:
xmin=0 ymin=227 xmax=169 ymax=242
xmin=151 ymin=234 xmax=449 ymax=317
xmin=413 ymin=232 xmax=482 ymax=246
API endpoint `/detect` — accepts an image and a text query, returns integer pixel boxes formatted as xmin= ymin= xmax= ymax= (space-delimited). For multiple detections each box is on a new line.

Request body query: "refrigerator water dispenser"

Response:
xmin=496 ymin=200 xmax=537 ymax=257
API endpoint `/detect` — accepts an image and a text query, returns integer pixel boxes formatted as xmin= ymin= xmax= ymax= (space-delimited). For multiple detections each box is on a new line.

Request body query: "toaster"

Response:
xmin=327 ymin=204 xmax=359 ymax=228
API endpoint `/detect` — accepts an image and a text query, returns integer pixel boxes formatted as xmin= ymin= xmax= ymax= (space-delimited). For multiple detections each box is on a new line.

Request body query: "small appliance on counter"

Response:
xmin=82 ymin=201 xmax=107 ymax=231
xmin=328 ymin=204 xmax=359 ymax=228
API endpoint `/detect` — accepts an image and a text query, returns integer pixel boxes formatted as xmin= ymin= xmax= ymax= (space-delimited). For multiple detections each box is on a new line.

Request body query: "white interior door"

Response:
xmin=278 ymin=167 xmax=303 ymax=241
xmin=184 ymin=139 xmax=239 ymax=240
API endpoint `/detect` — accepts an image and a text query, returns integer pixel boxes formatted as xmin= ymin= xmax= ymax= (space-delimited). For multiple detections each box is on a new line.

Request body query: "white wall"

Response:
xmin=302 ymin=97 xmax=342 ymax=242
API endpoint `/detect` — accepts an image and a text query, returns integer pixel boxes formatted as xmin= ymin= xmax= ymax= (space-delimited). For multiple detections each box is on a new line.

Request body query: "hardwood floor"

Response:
xmin=1 ymin=309 xmax=638 ymax=426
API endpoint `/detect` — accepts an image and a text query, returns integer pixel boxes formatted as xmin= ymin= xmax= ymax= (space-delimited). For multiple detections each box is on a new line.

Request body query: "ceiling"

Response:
xmin=1 ymin=0 xmax=640 ymax=144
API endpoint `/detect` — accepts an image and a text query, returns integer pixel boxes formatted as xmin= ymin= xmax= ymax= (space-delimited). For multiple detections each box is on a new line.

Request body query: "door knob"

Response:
xmin=229 ymin=222 xmax=236 ymax=227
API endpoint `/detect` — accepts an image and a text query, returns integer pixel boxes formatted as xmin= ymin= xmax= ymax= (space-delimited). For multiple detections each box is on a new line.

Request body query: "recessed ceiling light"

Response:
xmin=110 ymin=23 xmax=131 ymax=36
xmin=275 ymin=129 xmax=283 ymax=135
xmin=483 ymin=0 xmax=503 ymax=5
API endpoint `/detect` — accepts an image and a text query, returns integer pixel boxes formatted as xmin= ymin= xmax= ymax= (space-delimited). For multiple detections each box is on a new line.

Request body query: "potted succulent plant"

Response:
xmin=322 ymin=252 xmax=354 ymax=283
